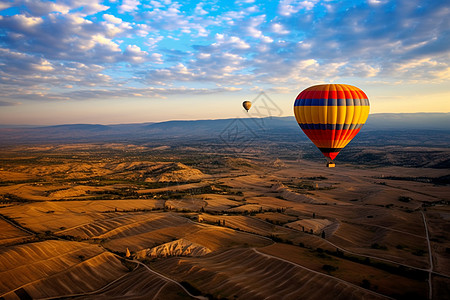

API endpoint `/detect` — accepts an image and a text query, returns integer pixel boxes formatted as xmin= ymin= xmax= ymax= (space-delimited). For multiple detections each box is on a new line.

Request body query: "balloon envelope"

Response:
xmin=242 ymin=101 xmax=252 ymax=112
xmin=294 ymin=84 xmax=370 ymax=160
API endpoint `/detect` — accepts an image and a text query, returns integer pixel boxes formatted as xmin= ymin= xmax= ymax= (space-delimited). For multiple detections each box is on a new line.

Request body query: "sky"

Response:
xmin=0 ymin=0 xmax=449 ymax=125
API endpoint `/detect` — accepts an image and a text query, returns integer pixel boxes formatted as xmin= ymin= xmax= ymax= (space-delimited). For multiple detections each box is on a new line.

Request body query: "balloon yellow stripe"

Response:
xmin=327 ymin=105 xmax=338 ymax=124
xmin=335 ymin=139 xmax=354 ymax=149
xmin=293 ymin=106 xmax=302 ymax=123
xmin=295 ymin=106 xmax=369 ymax=124
xmin=336 ymin=105 xmax=347 ymax=124
xmin=344 ymin=105 xmax=355 ymax=124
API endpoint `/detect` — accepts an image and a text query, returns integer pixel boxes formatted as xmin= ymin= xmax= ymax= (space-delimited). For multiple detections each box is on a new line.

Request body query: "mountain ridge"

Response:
xmin=0 ymin=113 xmax=448 ymax=146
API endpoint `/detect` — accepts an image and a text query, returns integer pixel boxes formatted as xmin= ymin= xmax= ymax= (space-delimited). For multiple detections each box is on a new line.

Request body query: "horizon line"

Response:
xmin=0 ymin=112 xmax=449 ymax=128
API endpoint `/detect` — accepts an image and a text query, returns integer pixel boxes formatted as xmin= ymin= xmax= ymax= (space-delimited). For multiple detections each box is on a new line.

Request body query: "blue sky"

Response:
xmin=0 ymin=0 xmax=449 ymax=125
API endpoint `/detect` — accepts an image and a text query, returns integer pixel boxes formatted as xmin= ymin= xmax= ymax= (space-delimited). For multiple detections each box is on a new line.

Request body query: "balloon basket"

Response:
xmin=326 ymin=162 xmax=335 ymax=168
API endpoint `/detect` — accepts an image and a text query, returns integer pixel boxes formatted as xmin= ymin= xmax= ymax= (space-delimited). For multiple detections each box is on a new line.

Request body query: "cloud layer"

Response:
xmin=0 ymin=0 xmax=449 ymax=103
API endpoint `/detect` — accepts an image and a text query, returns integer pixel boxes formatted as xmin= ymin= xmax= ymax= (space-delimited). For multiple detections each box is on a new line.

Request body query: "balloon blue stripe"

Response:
xmin=299 ymin=123 xmax=364 ymax=130
xmin=318 ymin=147 xmax=343 ymax=152
xmin=294 ymin=98 xmax=369 ymax=106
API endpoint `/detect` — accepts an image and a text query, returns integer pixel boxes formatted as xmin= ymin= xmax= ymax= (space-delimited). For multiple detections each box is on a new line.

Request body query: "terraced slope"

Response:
xmin=152 ymin=248 xmax=389 ymax=300
xmin=0 ymin=218 xmax=33 ymax=246
xmin=59 ymin=213 xmax=187 ymax=240
xmin=0 ymin=240 xmax=128 ymax=299
xmin=76 ymin=266 xmax=193 ymax=300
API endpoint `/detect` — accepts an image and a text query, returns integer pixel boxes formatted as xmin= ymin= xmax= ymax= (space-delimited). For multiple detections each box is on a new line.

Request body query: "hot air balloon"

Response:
xmin=293 ymin=84 xmax=370 ymax=167
xmin=243 ymin=101 xmax=252 ymax=112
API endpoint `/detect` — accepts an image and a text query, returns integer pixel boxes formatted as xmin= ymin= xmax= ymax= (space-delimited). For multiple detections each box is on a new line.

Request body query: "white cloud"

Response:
xmin=151 ymin=53 xmax=163 ymax=64
xmin=12 ymin=14 xmax=43 ymax=28
xmin=432 ymin=67 xmax=450 ymax=80
xmin=344 ymin=63 xmax=380 ymax=78
xmin=272 ymin=23 xmax=289 ymax=34
xmin=297 ymin=41 xmax=311 ymax=49
xmin=32 ymin=59 xmax=54 ymax=71
xmin=193 ymin=24 xmax=208 ymax=37
xmin=119 ymin=0 xmax=141 ymax=13
xmin=74 ymin=0 xmax=109 ymax=15
xmin=124 ymin=45 xmax=148 ymax=63
xmin=247 ymin=26 xmax=262 ymax=38
xmin=245 ymin=15 xmax=270 ymax=42
xmin=198 ymin=53 xmax=211 ymax=59
xmin=150 ymin=1 xmax=164 ymax=8
xmin=0 ymin=2 xmax=13 ymax=11
xmin=246 ymin=5 xmax=259 ymax=13
xmin=144 ymin=2 xmax=191 ymax=31
xmin=261 ymin=36 xmax=273 ymax=43
xmin=367 ymin=0 xmax=389 ymax=6
xmin=146 ymin=36 xmax=163 ymax=49
xmin=386 ymin=57 xmax=450 ymax=82
xmin=229 ymin=36 xmax=251 ymax=49
xmin=0 ymin=0 xmax=449 ymax=104
xmin=103 ymin=23 xmax=123 ymax=37
xmin=89 ymin=35 xmax=121 ymax=52
xmin=13 ymin=0 xmax=71 ymax=15
xmin=103 ymin=14 xmax=122 ymax=24
xmin=195 ymin=3 xmax=208 ymax=15
xmin=213 ymin=34 xmax=250 ymax=49
xmin=135 ymin=24 xmax=151 ymax=37
xmin=278 ymin=0 xmax=317 ymax=16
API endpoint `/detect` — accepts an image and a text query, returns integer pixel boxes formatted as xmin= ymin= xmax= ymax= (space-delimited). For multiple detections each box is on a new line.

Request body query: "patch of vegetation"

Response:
xmin=300 ymin=176 xmax=328 ymax=180
xmin=0 ymin=179 xmax=45 ymax=187
xmin=58 ymin=234 xmax=86 ymax=242
xmin=377 ymin=175 xmax=450 ymax=186
xmin=85 ymin=187 xmax=138 ymax=199
xmin=0 ymin=213 xmax=37 ymax=234
xmin=412 ymin=249 xmax=426 ymax=256
xmin=322 ymin=264 xmax=338 ymax=272
xmin=315 ymin=248 xmax=332 ymax=259
xmin=286 ymin=181 xmax=315 ymax=191
xmin=267 ymin=234 xmax=293 ymax=245
xmin=361 ymin=279 xmax=371 ymax=289
xmin=1 ymin=193 xmax=32 ymax=203
xmin=323 ymin=249 xmax=427 ymax=281
xmin=398 ymin=196 xmax=412 ymax=203
xmin=141 ymin=184 xmax=243 ymax=201
xmin=371 ymin=243 xmax=388 ymax=250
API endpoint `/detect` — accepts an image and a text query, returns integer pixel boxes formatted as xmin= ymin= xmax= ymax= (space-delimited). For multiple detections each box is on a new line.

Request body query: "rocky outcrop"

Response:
xmin=135 ymin=238 xmax=211 ymax=259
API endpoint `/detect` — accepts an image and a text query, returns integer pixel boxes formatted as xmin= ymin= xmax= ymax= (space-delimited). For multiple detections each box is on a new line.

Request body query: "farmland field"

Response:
xmin=0 ymin=143 xmax=449 ymax=299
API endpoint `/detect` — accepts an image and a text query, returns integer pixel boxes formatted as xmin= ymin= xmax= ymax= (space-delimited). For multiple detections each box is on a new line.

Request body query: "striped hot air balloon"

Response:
xmin=294 ymin=84 xmax=370 ymax=165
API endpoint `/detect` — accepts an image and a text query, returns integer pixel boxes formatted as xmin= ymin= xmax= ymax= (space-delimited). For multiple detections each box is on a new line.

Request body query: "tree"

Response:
xmin=322 ymin=264 xmax=338 ymax=272
xmin=361 ymin=279 xmax=371 ymax=289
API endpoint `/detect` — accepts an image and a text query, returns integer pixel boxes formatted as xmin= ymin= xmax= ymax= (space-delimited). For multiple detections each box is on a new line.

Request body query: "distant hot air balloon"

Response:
xmin=243 ymin=101 xmax=252 ymax=112
xmin=294 ymin=84 xmax=370 ymax=167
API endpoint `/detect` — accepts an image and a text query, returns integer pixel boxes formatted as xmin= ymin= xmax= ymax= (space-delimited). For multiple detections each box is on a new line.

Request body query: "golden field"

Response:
xmin=0 ymin=143 xmax=449 ymax=299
